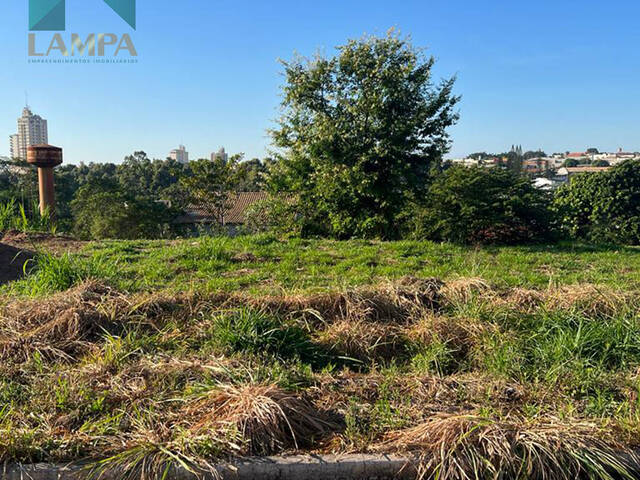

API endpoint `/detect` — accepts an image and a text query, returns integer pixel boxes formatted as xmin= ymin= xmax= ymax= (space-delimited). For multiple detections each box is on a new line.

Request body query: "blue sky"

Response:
xmin=1 ymin=0 xmax=640 ymax=164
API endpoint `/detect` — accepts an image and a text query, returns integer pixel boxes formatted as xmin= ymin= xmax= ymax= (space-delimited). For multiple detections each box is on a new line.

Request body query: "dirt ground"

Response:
xmin=0 ymin=242 xmax=33 ymax=286
xmin=0 ymin=231 xmax=85 ymax=286
xmin=1 ymin=230 xmax=85 ymax=253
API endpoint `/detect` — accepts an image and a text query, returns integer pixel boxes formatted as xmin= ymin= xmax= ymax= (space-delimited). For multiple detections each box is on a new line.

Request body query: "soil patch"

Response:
xmin=0 ymin=242 xmax=33 ymax=286
xmin=1 ymin=230 xmax=84 ymax=253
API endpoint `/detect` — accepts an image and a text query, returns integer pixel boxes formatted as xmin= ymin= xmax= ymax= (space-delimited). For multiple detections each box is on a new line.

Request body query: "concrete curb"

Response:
xmin=1 ymin=454 xmax=418 ymax=480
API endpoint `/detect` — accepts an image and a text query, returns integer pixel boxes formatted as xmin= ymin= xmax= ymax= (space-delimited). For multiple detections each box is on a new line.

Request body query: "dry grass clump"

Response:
xmin=0 ymin=281 xmax=123 ymax=362
xmin=0 ymin=282 xmax=207 ymax=364
xmin=84 ymin=443 xmax=212 ymax=480
xmin=344 ymin=277 xmax=442 ymax=324
xmin=185 ymin=384 xmax=341 ymax=455
xmin=499 ymin=287 xmax=546 ymax=313
xmin=545 ymin=284 xmax=633 ymax=317
xmin=313 ymin=372 xmax=527 ymax=422
xmin=405 ymin=315 xmax=490 ymax=363
xmin=379 ymin=414 xmax=639 ymax=480
xmin=245 ymin=276 xmax=443 ymax=326
xmin=74 ymin=358 xmax=208 ymax=408
xmin=0 ymin=280 xmax=215 ymax=362
xmin=440 ymin=278 xmax=493 ymax=305
xmin=439 ymin=279 xmax=637 ymax=318
xmin=315 ymin=318 xmax=408 ymax=363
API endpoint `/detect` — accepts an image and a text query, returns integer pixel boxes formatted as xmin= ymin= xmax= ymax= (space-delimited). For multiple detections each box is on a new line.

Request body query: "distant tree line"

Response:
xmin=0 ymin=152 xmax=268 ymax=239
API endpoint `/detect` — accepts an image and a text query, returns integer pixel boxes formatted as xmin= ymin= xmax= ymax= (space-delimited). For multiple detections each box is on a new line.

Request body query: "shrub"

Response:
xmin=553 ymin=160 xmax=640 ymax=244
xmin=553 ymin=171 xmax=605 ymax=240
xmin=409 ymin=166 xmax=554 ymax=244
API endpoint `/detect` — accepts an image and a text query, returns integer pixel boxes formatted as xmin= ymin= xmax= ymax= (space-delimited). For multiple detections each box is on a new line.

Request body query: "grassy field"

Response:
xmin=2 ymin=234 xmax=640 ymax=479
xmin=5 ymin=234 xmax=640 ymax=296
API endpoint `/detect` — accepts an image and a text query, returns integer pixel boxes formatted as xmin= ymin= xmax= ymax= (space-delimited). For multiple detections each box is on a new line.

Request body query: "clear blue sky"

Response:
xmin=1 ymin=0 xmax=640 ymax=164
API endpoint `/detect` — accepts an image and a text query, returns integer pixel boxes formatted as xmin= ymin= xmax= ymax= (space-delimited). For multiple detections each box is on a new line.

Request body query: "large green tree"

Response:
xmin=268 ymin=31 xmax=460 ymax=239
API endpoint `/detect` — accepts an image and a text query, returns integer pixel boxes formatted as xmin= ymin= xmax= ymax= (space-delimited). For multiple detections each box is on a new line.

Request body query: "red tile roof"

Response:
xmin=175 ymin=192 xmax=269 ymax=225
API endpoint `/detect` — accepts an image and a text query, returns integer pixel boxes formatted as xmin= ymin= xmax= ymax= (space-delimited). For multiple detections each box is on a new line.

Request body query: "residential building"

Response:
xmin=449 ymin=157 xmax=479 ymax=166
xmin=522 ymin=158 xmax=552 ymax=175
xmin=555 ymin=166 xmax=611 ymax=183
xmin=615 ymin=148 xmax=636 ymax=161
xmin=9 ymin=136 xmax=19 ymax=158
xmin=9 ymin=107 xmax=48 ymax=160
xmin=175 ymin=191 xmax=269 ymax=235
xmin=169 ymin=145 xmax=189 ymax=164
xmin=211 ymin=147 xmax=229 ymax=163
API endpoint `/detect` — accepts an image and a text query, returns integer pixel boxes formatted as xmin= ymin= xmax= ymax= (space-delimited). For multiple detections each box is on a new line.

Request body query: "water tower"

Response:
xmin=26 ymin=144 xmax=63 ymax=221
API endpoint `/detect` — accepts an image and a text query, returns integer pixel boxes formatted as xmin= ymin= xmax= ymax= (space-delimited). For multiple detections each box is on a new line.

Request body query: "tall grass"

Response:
xmin=0 ymin=199 xmax=56 ymax=234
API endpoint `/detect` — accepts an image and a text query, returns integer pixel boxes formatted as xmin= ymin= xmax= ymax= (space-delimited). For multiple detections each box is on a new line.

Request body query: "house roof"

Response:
xmin=557 ymin=166 xmax=610 ymax=176
xmin=175 ymin=192 xmax=270 ymax=225
xmin=565 ymin=166 xmax=610 ymax=173
xmin=566 ymin=152 xmax=587 ymax=158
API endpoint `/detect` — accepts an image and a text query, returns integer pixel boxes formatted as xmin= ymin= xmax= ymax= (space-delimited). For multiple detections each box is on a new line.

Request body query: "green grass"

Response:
xmin=2 ymin=235 xmax=640 ymax=478
xmin=206 ymin=308 xmax=327 ymax=367
xmin=3 ymin=250 xmax=118 ymax=297
xmin=5 ymin=234 xmax=640 ymax=298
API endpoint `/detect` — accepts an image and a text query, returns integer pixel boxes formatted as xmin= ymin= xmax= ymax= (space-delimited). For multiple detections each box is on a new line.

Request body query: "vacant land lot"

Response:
xmin=1 ymin=235 xmax=640 ymax=479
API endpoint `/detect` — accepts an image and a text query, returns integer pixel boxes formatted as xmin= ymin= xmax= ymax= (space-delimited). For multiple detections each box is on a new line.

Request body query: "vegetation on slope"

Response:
xmin=1 ymin=236 xmax=640 ymax=479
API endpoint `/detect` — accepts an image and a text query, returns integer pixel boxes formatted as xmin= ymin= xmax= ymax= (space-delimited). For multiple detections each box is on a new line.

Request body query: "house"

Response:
xmin=554 ymin=166 xmax=610 ymax=183
xmin=449 ymin=157 xmax=479 ymax=166
xmin=566 ymin=152 xmax=588 ymax=160
xmin=614 ymin=148 xmax=637 ymax=161
xmin=522 ymin=158 xmax=552 ymax=175
xmin=175 ymin=191 xmax=269 ymax=234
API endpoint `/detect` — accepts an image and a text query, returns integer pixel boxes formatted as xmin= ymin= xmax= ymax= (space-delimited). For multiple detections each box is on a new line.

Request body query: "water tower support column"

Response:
xmin=26 ymin=145 xmax=63 ymax=221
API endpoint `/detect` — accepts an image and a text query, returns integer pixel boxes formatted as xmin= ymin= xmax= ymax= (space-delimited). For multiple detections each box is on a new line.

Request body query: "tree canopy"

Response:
xmin=268 ymin=31 xmax=460 ymax=239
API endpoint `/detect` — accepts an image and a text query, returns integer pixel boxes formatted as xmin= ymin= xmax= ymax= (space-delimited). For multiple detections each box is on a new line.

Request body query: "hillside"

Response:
xmin=1 ymin=234 xmax=640 ymax=479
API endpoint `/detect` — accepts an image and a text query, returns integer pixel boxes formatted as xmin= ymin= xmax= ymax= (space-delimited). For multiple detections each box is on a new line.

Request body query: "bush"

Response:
xmin=554 ymin=160 xmax=640 ymax=244
xmin=552 ymin=170 xmax=605 ymax=240
xmin=409 ymin=166 xmax=554 ymax=244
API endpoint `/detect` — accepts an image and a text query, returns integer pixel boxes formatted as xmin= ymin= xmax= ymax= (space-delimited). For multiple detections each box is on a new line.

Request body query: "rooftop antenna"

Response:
xmin=25 ymin=91 xmax=29 ymax=109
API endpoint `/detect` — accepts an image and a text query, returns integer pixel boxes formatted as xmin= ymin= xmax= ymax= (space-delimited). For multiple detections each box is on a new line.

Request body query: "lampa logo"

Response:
xmin=28 ymin=0 xmax=138 ymax=62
